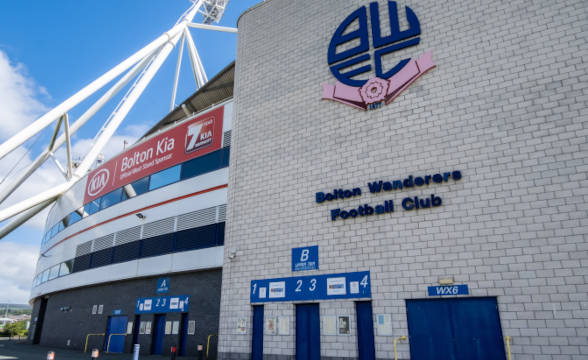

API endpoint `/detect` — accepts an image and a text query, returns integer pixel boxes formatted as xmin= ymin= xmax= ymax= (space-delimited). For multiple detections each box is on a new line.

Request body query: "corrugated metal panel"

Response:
xmin=223 ymin=130 xmax=231 ymax=148
xmin=93 ymin=234 xmax=115 ymax=252
xmin=177 ymin=206 xmax=217 ymax=231
xmin=142 ymin=217 xmax=175 ymax=239
xmin=116 ymin=226 xmax=142 ymax=245
xmin=75 ymin=241 xmax=92 ymax=257
xmin=218 ymin=204 xmax=227 ymax=222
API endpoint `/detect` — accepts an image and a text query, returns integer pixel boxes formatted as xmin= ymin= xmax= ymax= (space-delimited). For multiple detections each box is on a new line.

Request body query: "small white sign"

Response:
xmin=97 ymin=304 xmax=104 ymax=314
xmin=350 ymin=281 xmax=359 ymax=294
xmin=170 ymin=297 xmax=179 ymax=310
xmin=236 ymin=318 xmax=247 ymax=334
xmin=278 ymin=316 xmax=289 ymax=335
xmin=188 ymin=320 xmax=196 ymax=335
xmin=376 ymin=314 xmax=393 ymax=336
xmin=322 ymin=316 xmax=336 ymax=335
xmin=145 ymin=321 xmax=152 ymax=335
xmin=127 ymin=322 xmax=133 ymax=334
xmin=165 ymin=321 xmax=172 ymax=335
xmin=259 ymin=287 xmax=267 ymax=299
xmin=326 ymin=277 xmax=346 ymax=296
xmin=144 ymin=299 xmax=152 ymax=311
xmin=179 ymin=300 xmax=185 ymax=310
xmin=172 ymin=321 xmax=179 ymax=335
xmin=139 ymin=322 xmax=146 ymax=335
xmin=265 ymin=317 xmax=276 ymax=335
xmin=269 ymin=282 xmax=286 ymax=298
xmin=338 ymin=316 xmax=350 ymax=335
xmin=91 ymin=305 xmax=97 ymax=315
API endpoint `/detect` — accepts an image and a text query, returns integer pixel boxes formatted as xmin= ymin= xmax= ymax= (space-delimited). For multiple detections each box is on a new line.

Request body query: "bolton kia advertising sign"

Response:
xmin=84 ymin=106 xmax=224 ymax=203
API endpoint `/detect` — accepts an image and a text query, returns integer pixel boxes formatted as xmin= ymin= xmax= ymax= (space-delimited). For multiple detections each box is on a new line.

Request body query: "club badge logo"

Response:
xmin=322 ymin=1 xmax=436 ymax=110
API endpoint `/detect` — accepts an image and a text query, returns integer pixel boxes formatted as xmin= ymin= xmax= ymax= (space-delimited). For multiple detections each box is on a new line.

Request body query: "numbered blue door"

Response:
xmin=251 ymin=305 xmax=264 ymax=360
xmin=406 ymin=297 xmax=506 ymax=360
xmin=152 ymin=314 xmax=166 ymax=355
xmin=356 ymin=301 xmax=375 ymax=360
xmin=296 ymin=303 xmax=320 ymax=360
xmin=104 ymin=315 xmax=127 ymax=353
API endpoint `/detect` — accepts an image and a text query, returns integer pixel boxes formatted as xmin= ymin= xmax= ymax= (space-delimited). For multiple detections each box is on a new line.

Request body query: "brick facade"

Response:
xmin=219 ymin=0 xmax=588 ymax=359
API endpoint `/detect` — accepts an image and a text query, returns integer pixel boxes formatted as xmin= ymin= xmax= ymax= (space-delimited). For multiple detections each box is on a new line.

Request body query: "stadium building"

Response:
xmin=25 ymin=0 xmax=588 ymax=359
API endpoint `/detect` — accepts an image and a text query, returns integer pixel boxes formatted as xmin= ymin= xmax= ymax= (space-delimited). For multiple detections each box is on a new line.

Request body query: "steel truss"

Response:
xmin=0 ymin=0 xmax=236 ymax=239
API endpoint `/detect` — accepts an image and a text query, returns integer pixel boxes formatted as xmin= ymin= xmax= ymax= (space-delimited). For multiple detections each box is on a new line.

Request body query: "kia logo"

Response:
xmin=87 ymin=168 xmax=110 ymax=197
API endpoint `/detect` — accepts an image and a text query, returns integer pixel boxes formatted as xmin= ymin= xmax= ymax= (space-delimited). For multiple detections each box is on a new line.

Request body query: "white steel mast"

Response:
xmin=0 ymin=0 xmax=236 ymax=239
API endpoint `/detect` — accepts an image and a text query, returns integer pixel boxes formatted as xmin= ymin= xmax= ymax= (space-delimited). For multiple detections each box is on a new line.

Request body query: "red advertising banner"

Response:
xmin=84 ymin=106 xmax=224 ymax=204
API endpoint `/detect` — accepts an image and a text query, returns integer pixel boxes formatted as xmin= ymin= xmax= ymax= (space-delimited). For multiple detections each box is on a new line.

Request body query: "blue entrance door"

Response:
xmin=296 ymin=303 xmax=320 ymax=360
xmin=406 ymin=297 xmax=506 ymax=360
xmin=152 ymin=314 xmax=166 ymax=355
xmin=104 ymin=315 xmax=127 ymax=353
xmin=356 ymin=301 xmax=375 ymax=360
xmin=251 ymin=305 xmax=264 ymax=360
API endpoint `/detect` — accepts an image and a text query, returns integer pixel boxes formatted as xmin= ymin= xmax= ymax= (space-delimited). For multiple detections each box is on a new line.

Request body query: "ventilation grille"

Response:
xmin=142 ymin=217 xmax=175 ymax=238
xmin=75 ymin=241 xmax=92 ymax=257
xmin=223 ymin=130 xmax=231 ymax=148
xmin=177 ymin=206 xmax=216 ymax=231
xmin=116 ymin=226 xmax=141 ymax=245
xmin=93 ymin=234 xmax=114 ymax=251
xmin=218 ymin=204 xmax=227 ymax=222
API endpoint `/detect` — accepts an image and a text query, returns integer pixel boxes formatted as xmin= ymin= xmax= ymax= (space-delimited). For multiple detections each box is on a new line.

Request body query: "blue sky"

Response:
xmin=0 ymin=0 xmax=262 ymax=303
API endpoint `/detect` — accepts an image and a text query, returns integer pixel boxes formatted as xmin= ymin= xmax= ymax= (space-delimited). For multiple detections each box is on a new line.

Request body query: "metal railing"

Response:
xmin=505 ymin=336 xmax=512 ymax=360
xmin=106 ymin=333 xmax=127 ymax=353
xmin=206 ymin=334 xmax=218 ymax=360
xmin=83 ymin=333 xmax=105 ymax=353
xmin=393 ymin=335 xmax=407 ymax=360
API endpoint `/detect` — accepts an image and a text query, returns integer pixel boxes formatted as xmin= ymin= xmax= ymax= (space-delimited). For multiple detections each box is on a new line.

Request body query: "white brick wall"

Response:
xmin=219 ymin=0 xmax=588 ymax=359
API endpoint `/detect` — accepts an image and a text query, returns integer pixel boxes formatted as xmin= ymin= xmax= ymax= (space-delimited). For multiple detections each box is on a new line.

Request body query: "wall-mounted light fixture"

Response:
xmin=136 ymin=213 xmax=146 ymax=220
xmin=228 ymin=248 xmax=238 ymax=260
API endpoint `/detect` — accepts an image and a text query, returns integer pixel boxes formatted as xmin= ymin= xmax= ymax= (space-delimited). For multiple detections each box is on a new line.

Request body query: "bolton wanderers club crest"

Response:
xmin=322 ymin=1 xmax=436 ymax=110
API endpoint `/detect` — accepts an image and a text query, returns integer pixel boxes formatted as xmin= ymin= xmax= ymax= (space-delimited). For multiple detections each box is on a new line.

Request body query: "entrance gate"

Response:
xmin=406 ymin=297 xmax=506 ymax=360
xmin=295 ymin=303 xmax=320 ymax=360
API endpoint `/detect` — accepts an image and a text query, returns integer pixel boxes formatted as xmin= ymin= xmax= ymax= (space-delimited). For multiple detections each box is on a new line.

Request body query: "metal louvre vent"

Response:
xmin=116 ymin=226 xmax=141 ymax=245
xmin=177 ymin=206 xmax=216 ymax=231
xmin=75 ymin=241 xmax=92 ymax=257
xmin=223 ymin=130 xmax=231 ymax=148
xmin=218 ymin=204 xmax=227 ymax=222
xmin=142 ymin=217 xmax=175 ymax=239
xmin=93 ymin=234 xmax=115 ymax=251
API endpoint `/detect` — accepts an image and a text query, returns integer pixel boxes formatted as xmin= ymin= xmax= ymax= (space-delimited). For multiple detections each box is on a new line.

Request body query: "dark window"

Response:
xmin=72 ymin=254 xmax=92 ymax=272
xmin=112 ymin=241 xmax=141 ymax=264
xmin=100 ymin=188 xmax=123 ymax=210
xmin=84 ymin=198 xmax=101 ymax=216
xmin=141 ymin=233 xmax=174 ymax=258
xmin=180 ymin=147 xmax=229 ymax=180
xmin=175 ymin=223 xmax=218 ymax=252
xmin=59 ymin=260 xmax=73 ymax=276
xmin=68 ymin=211 xmax=83 ymax=225
xmin=129 ymin=176 xmax=150 ymax=196
xmin=149 ymin=165 xmax=181 ymax=191
xmin=217 ymin=222 xmax=225 ymax=246
xmin=90 ymin=248 xmax=113 ymax=268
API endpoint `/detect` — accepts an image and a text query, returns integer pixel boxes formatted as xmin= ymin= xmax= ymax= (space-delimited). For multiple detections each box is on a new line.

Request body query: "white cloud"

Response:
xmin=0 ymin=51 xmax=48 ymax=141
xmin=0 ymin=242 xmax=38 ymax=304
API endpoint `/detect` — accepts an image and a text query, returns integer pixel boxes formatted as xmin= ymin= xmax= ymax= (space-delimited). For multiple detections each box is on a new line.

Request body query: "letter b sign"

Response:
xmin=300 ymin=249 xmax=310 ymax=262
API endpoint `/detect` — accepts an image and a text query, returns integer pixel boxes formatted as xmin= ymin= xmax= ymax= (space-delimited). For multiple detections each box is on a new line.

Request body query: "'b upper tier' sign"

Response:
xmin=84 ymin=106 xmax=224 ymax=204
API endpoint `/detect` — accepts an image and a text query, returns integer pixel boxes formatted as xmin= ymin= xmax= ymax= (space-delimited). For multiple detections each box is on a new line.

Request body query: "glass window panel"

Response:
xmin=57 ymin=221 xmax=65 ymax=232
xmin=41 ymin=270 xmax=49 ymax=283
xmin=148 ymin=165 xmax=181 ymax=191
xmin=69 ymin=210 xmax=82 ymax=225
xmin=130 ymin=176 xmax=150 ymax=196
xmin=180 ymin=148 xmax=226 ymax=180
xmin=100 ymin=188 xmax=123 ymax=210
xmin=48 ymin=265 xmax=60 ymax=280
xmin=84 ymin=198 xmax=101 ymax=216
xmin=59 ymin=260 xmax=73 ymax=276
xmin=49 ymin=224 xmax=58 ymax=238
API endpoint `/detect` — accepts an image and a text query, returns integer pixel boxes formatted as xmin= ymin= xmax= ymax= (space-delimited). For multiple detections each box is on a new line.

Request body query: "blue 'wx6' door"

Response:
xmin=296 ymin=303 xmax=320 ymax=360
xmin=406 ymin=297 xmax=506 ymax=360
